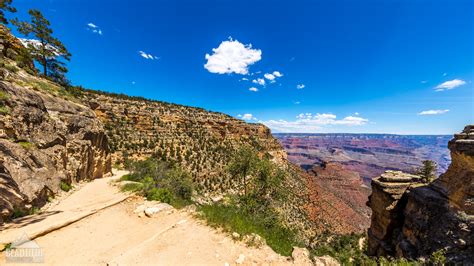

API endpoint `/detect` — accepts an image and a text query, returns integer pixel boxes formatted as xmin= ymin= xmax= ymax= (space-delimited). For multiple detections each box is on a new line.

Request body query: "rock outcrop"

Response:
xmin=367 ymin=125 xmax=474 ymax=263
xmin=0 ymin=80 xmax=111 ymax=223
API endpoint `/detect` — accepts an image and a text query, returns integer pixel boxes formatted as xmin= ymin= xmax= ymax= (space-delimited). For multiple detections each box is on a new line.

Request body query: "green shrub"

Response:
xmin=198 ymin=200 xmax=298 ymax=256
xmin=18 ymin=141 xmax=34 ymax=149
xmin=123 ymin=158 xmax=194 ymax=208
xmin=0 ymin=91 xmax=8 ymax=100
xmin=120 ymin=182 xmax=143 ymax=193
xmin=60 ymin=180 xmax=72 ymax=192
xmin=4 ymin=64 xmax=18 ymax=73
xmin=0 ymin=106 xmax=9 ymax=114
xmin=11 ymin=207 xmax=27 ymax=219
xmin=146 ymin=187 xmax=173 ymax=203
xmin=429 ymin=249 xmax=446 ymax=265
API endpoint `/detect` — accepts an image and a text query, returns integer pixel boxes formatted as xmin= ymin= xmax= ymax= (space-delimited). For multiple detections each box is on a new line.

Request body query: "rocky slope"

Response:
xmin=367 ymin=125 xmax=474 ymax=263
xmin=309 ymin=162 xmax=371 ymax=231
xmin=82 ymin=90 xmax=286 ymax=194
xmin=0 ymin=26 xmax=111 ymax=223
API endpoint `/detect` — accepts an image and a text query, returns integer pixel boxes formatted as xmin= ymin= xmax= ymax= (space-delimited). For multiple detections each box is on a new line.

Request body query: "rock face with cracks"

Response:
xmin=0 ymin=80 xmax=111 ymax=223
xmin=367 ymin=125 xmax=474 ymax=263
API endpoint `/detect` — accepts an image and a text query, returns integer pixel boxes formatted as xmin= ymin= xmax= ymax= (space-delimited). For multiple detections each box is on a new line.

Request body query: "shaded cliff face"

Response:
xmin=367 ymin=125 xmax=474 ymax=263
xmin=0 ymin=79 xmax=111 ymax=223
xmin=308 ymin=162 xmax=371 ymax=232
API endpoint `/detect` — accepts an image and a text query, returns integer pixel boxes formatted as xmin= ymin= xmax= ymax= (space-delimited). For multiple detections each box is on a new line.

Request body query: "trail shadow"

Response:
xmin=0 ymin=210 xmax=62 ymax=231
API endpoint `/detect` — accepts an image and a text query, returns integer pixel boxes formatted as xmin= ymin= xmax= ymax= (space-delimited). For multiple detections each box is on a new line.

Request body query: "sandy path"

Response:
xmin=0 ymin=170 xmax=297 ymax=265
xmin=32 ymin=198 xmax=289 ymax=265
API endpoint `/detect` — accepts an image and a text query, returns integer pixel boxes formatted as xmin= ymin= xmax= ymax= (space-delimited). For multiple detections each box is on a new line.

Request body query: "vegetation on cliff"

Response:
xmin=197 ymin=146 xmax=299 ymax=255
xmin=121 ymin=158 xmax=194 ymax=208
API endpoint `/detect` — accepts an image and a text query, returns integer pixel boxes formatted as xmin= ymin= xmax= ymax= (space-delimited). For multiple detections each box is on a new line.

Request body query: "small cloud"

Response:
xmin=264 ymin=73 xmax=276 ymax=81
xmin=86 ymin=22 xmax=103 ymax=35
xmin=296 ymin=84 xmax=305 ymax=89
xmin=263 ymin=71 xmax=283 ymax=83
xmin=204 ymin=37 xmax=262 ymax=75
xmin=354 ymin=112 xmax=360 ymax=116
xmin=294 ymin=101 xmax=301 ymax=105
xmin=252 ymin=78 xmax=265 ymax=86
xmin=139 ymin=51 xmax=159 ymax=60
xmin=239 ymin=113 xmax=257 ymax=121
xmin=273 ymin=71 xmax=283 ymax=77
xmin=132 ymin=81 xmax=136 ymax=85
xmin=435 ymin=79 xmax=466 ymax=91
xmin=249 ymin=87 xmax=258 ymax=92
xmin=290 ymin=57 xmax=295 ymax=62
xmin=443 ymin=72 xmax=447 ymax=76
xmin=241 ymin=77 xmax=249 ymax=81
xmin=421 ymin=80 xmax=428 ymax=84
xmin=418 ymin=109 xmax=449 ymax=115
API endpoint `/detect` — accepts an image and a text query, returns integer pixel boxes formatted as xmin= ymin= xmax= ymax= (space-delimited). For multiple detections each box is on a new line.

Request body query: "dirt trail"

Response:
xmin=0 ymin=170 xmax=297 ymax=265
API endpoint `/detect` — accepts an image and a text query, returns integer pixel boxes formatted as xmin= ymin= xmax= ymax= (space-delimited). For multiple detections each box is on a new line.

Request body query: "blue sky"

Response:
xmin=9 ymin=0 xmax=473 ymax=134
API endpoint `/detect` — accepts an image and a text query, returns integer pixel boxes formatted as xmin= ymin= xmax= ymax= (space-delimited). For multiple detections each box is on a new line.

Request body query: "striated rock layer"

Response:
xmin=0 ymin=80 xmax=111 ymax=223
xmin=367 ymin=125 xmax=474 ymax=263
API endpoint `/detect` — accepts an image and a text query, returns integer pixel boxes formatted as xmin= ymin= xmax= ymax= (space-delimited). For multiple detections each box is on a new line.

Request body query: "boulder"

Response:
xmin=242 ymin=233 xmax=266 ymax=248
xmin=291 ymin=247 xmax=312 ymax=266
xmin=313 ymin=255 xmax=340 ymax=266
xmin=144 ymin=203 xmax=173 ymax=217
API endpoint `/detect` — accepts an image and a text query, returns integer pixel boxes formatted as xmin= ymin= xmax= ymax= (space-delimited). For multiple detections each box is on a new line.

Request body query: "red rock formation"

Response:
xmin=367 ymin=125 xmax=474 ymax=263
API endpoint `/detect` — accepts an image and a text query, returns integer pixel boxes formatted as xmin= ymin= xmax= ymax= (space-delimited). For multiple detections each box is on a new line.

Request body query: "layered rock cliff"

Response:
xmin=367 ymin=125 xmax=474 ymax=263
xmin=81 ymin=90 xmax=286 ymax=194
xmin=0 ymin=67 xmax=111 ymax=223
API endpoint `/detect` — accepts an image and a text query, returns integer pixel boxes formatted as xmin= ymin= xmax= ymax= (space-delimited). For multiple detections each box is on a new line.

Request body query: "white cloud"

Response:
xmin=204 ymin=37 xmax=262 ymax=75
xmin=264 ymin=73 xmax=276 ymax=81
xmin=139 ymin=51 xmax=159 ymax=60
xmin=249 ymin=87 xmax=258 ymax=92
xmin=294 ymin=101 xmax=301 ymax=105
xmin=273 ymin=71 xmax=283 ymax=77
xmin=19 ymin=38 xmax=62 ymax=57
xmin=252 ymin=78 xmax=265 ymax=86
xmin=443 ymin=72 xmax=447 ymax=76
xmin=241 ymin=77 xmax=249 ymax=81
xmin=435 ymin=79 xmax=466 ymax=91
xmin=421 ymin=80 xmax=428 ymax=84
xmin=238 ymin=113 xmax=257 ymax=121
xmin=263 ymin=71 xmax=283 ymax=83
xmin=87 ymin=22 xmax=103 ymax=35
xmin=296 ymin=84 xmax=305 ymax=89
xmin=261 ymin=113 xmax=369 ymax=133
xmin=418 ymin=109 xmax=450 ymax=115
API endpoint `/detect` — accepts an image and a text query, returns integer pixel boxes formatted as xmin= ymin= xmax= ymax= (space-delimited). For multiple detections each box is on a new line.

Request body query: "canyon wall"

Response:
xmin=367 ymin=125 xmax=474 ymax=263
xmin=0 ymin=80 xmax=111 ymax=223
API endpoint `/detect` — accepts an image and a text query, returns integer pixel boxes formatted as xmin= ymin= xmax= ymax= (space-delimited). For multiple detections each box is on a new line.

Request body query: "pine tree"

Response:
xmin=0 ymin=0 xmax=16 ymax=57
xmin=417 ymin=160 xmax=437 ymax=183
xmin=228 ymin=146 xmax=258 ymax=196
xmin=0 ymin=0 xmax=16 ymax=25
xmin=12 ymin=9 xmax=71 ymax=82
